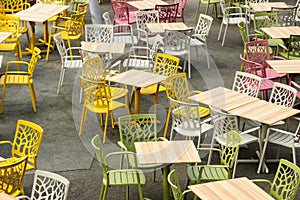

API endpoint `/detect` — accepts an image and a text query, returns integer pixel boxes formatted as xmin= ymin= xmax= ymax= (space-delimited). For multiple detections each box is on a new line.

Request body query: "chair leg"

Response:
xmin=194 ymin=0 xmax=202 ymax=21
xmin=163 ymin=108 xmax=171 ymax=138
xmin=188 ymin=51 xmax=191 ymax=78
xmin=103 ymin=112 xmax=109 ymax=143
xmin=137 ymin=184 xmax=144 ymax=200
xmin=257 ymin=138 xmax=268 ymax=174
xmin=218 ymin=23 xmax=223 ymax=41
xmin=57 ymin=68 xmax=64 ymax=95
xmin=0 ymin=85 xmax=7 ymax=114
xmin=292 ymin=148 xmax=297 ymax=165
xmin=221 ymin=24 xmax=228 ymax=46
xmin=79 ymin=106 xmax=87 ymax=136
xmin=99 ymin=182 xmax=106 ymax=200
xmin=28 ymin=83 xmax=37 ymax=112
xmin=46 ymin=34 xmax=52 ymax=61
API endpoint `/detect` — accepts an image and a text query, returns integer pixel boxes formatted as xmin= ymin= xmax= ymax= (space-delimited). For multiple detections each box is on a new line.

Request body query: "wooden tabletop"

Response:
xmin=106 ymin=69 xmax=167 ymax=88
xmin=261 ymin=26 xmax=300 ymax=39
xmin=266 ymin=60 xmax=300 ymax=74
xmin=249 ymin=2 xmax=288 ymax=12
xmin=188 ymin=177 xmax=273 ymax=200
xmin=14 ymin=4 xmax=69 ymax=22
xmin=134 ymin=140 xmax=201 ymax=165
xmin=127 ymin=0 xmax=168 ymax=10
xmin=0 ymin=32 xmax=12 ymax=43
xmin=81 ymin=41 xmax=126 ymax=54
xmin=0 ymin=193 xmax=17 ymax=200
xmin=228 ymin=100 xmax=300 ymax=125
xmin=189 ymin=87 xmax=259 ymax=112
xmin=146 ymin=22 xmax=188 ymax=33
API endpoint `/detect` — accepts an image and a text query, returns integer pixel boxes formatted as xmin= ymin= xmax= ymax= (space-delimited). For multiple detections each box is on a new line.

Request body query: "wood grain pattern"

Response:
xmin=188 ymin=177 xmax=273 ymax=200
xmin=0 ymin=193 xmax=17 ymax=200
xmin=134 ymin=140 xmax=201 ymax=165
xmin=261 ymin=26 xmax=300 ymax=39
xmin=127 ymin=0 xmax=168 ymax=10
xmin=249 ymin=2 xmax=287 ymax=12
xmin=146 ymin=22 xmax=188 ymax=33
xmin=0 ymin=32 xmax=12 ymax=43
xmin=266 ymin=60 xmax=300 ymax=74
xmin=81 ymin=41 xmax=125 ymax=54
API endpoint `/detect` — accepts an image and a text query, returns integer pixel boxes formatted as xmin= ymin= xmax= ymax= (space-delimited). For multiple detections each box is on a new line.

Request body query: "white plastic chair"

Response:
xmin=54 ymin=34 xmax=83 ymax=95
xmin=16 ymin=170 xmax=70 ymax=200
xmin=112 ymin=24 xmax=138 ymax=48
xmin=102 ymin=11 xmax=112 ymax=25
xmin=232 ymin=71 xmax=262 ymax=98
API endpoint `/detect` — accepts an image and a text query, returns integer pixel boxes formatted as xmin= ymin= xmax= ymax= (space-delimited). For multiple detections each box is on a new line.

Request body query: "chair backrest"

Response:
xmin=12 ymin=119 xmax=43 ymax=171
xmin=91 ymin=134 xmax=109 ymax=179
xmin=232 ymin=71 xmax=262 ymax=98
xmin=84 ymin=24 xmax=113 ymax=43
xmin=269 ymin=82 xmax=297 ymax=107
xmin=118 ymin=114 xmax=158 ymax=151
xmin=167 ymin=169 xmax=186 ymax=200
xmin=164 ymin=28 xmax=193 ymax=53
xmin=173 ymin=0 xmax=187 ymax=16
xmin=0 ymin=14 xmax=20 ymax=42
xmin=29 ymin=170 xmax=70 ymax=200
xmin=76 ymin=2 xmax=88 ymax=13
xmin=27 ymin=47 xmax=42 ymax=79
xmin=53 ymin=33 xmax=67 ymax=62
xmin=155 ymin=3 xmax=179 ymax=23
xmin=83 ymin=55 xmax=105 ymax=81
xmin=0 ymin=156 xmax=28 ymax=195
xmin=269 ymin=159 xmax=300 ymax=200
xmin=103 ymin=11 xmax=112 ymax=25
xmin=238 ymin=21 xmax=248 ymax=45
xmin=245 ymin=39 xmax=271 ymax=67
xmin=164 ymin=72 xmax=190 ymax=102
xmin=136 ymin=10 xmax=159 ymax=36
xmin=285 ymin=34 xmax=300 ymax=59
xmin=3 ymin=0 xmax=30 ymax=13
xmin=271 ymin=6 xmax=297 ymax=27
xmin=152 ymin=53 xmax=180 ymax=76
xmin=111 ymin=2 xmax=130 ymax=24
xmin=66 ymin=11 xmax=86 ymax=37
xmin=112 ymin=24 xmax=135 ymax=46
xmin=253 ymin=12 xmax=278 ymax=32
xmin=194 ymin=14 xmax=213 ymax=43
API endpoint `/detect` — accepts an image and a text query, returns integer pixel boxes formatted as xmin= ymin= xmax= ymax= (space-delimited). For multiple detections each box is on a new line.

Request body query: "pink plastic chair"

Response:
xmin=245 ymin=40 xmax=288 ymax=83
xmin=240 ymin=54 xmax=274 ymax=100
xmin=174 ymin=0 xmax=187 ymax=22
xmin=155 ymin=3 xmax=179 ymax=23
xmin=111 ymin=0 xmax=136 ymax=27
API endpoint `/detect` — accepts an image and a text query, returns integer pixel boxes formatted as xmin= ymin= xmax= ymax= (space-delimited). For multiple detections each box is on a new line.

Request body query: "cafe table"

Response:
xmin=0 ymin=193 xmax=17 ymax=200
xmin=14 ymin=3 xmax=69 ymax=55
xmin=134 ymin=140 xmax=201 ymax=200
xmin=249 ymin=2 xmax=288 ymax=12
xmin=266 ymin=60 xmax=300 ymax=81
xmin=106 ymin=69 xmax=167 ymax=114
xmin=0 ymin=32 xmax=12 ymax=43
xmin=146 ymin=22 xmax=189 ymax=34
xmin=261 ymin=26 xmax=300 ymax=39
xmin=81 ymin=41 xmax=126 ymax=55
xmin=188 ymin=177 xmax=273 ymax=200
xmin=127 ymin=0 xmax=168 ymax=11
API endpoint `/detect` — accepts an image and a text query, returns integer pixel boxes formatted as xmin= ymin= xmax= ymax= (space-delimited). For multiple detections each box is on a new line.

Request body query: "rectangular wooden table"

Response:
xmin=135 ymin=140 xmax=201 ymax=200
xmin=106 ymin=69 xmax=167 ymax=114
xmin=261 ymin=26 xmax=300 ymax=39
xmin=81 ymin=41 xmax=126 ymax=54
xmin=146 ymin=22 xmax=188 ymax=34
xmin=266 ymin=60 xmax=300 ymax=74
xmin=188 ymin=177 xmax=274 ymax=200
xmin=0 ymin=32 xmax=12 ymax=43
xmin=14 ymin=3 xmax=69 ymax=54
xmin=249 ymin=2 xmax=288 ymax=12
xmin=127 ymin=0 xmax=168 ymax=10
xmin=0 ymin=193 xmax=17 ymax=200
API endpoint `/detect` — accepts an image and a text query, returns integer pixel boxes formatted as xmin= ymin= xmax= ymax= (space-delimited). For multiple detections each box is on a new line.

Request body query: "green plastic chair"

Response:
xmin=118 ymin=114 xmax=167 ymax=181
xmin=187 ymin=130 xmax=241 ymax=184
xmin=252 ymin=159 xmax=300 ymax=200
xmin=279 ymin=34 xmax=300 ymax=60
xmin=168 ymin=169 xmax=192 ymax=200
xmin=91 ymin=134 xmax=146 ymax=200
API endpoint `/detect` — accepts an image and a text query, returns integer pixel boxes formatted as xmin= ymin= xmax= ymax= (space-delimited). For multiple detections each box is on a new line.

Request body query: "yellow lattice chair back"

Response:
xmin=0 ymin=14 xmax=22 ymax=60
xmin=2 ymin=0 xmax=30 ymax=14
xmin=0 ymin=156 xmax=28 ymax=197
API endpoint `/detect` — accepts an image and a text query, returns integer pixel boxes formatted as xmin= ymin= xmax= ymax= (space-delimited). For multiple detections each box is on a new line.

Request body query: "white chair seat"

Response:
xmin=174 ymin=122 xmax=214 ymax=137
xmin=65 ymin=60 xmax=83 ymax=68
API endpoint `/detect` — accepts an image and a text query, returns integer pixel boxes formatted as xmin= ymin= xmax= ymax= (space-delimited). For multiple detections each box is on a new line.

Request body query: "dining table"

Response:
xmin=249 ymin=2 xmax=288 ymax=12
xmin=81 ymin=41 xmax=126 ymax=55
xmin=134 ymin=140 xmax=201 ymax=200
xmin=266 ymin=60 xmax=300 ymax=82
xmin=14 ymin=3 xmax=69 ymax=55
xmin=146 ymin=22 xmax=189 ymax=34
xmin=261 ymin=26 xmax=300 ymax=39
xmin=188 ymin=177 xmax=274 ymax=200
xmin=0 ymin=193 xmax=17 ymax=200
xmin=0 ymin=32 xmax=12 ymax=44
xmin=127 ymin=0 xmax=169 ymax=10
xmin=106 ymin=69 xmax=167 ymax=114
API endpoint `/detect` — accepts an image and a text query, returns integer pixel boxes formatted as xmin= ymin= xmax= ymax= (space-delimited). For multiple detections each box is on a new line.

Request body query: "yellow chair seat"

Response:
xmin=18 ymin=27 xmax=28 ymax=34
xmin=110 ymin=87 xmax=128 ymax=100
xmin=0 ymin=73 xmax=32 ymax=85
xmin=0 ymin=43 xmax=17 ymax=51
xmin=86 ymin=100 xmax=125 ymax=113
xmin=56 ymin=31 xmax=81 ymax=40
xmin=140 ymin=84 xmax=166 ymax=95
xmin=5 ymin=157 xmax=35 ymax=171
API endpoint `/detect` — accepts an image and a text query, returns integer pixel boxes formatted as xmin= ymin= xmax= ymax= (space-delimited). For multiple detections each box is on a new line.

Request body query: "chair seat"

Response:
xmin=190 ymin=38 xmax=205 ymax=46
xmin=216 ymin=132 xmax=258 ymax=146
xmin=174 ymin=122 xmax=214 ymax=137
xmin=223 ymin=17 xmax=246 ymax=25
xmin=114 ymin=11 xmax=137 ymax=25
xmin=260 ymin=78 xmax=274 ymax=91
xmin=113 ymin=35 xmax=138 ymax=45
xmin=268 ymin=38 xmax=284 ymax=47
xmin=65 ymin=60 xmax=83 ymax=68
xmin=0 ymin=74 xmax=31 ymax=85
xmin=140 ymin=84 xmax=165 ymax=95
xmin=268 ymin=131 xmax=300 ymax=148
xmin=0 ymin=43 xmax=17 ymax=51
xmin=164 ymin=49 xmax=188 ymax=56
xmin=257 ymin=68 xmax=287 ymax=79
xmin=86 ymin=100 xmax=125 ymax=113
xmin=122 ymin=58 xmax=151 ymax=70
xmin=279 ymin=52 xmax=300 ymax=60
xmin=107 ymin=169 xmax=146 ymax=186
xmin=187 ymin=165 xmax=229 ymax=183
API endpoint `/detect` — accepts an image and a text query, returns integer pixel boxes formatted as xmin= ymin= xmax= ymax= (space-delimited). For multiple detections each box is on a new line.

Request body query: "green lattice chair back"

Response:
xmin=287 ymin=34 xmax=300 ymax=59
xmin=253 ymin=12 xmax=278 ymax=36
xmin=270 ymin=159 xmax=300 ymax=200
xmin=118 ymin=114 xmax=158 ymax=152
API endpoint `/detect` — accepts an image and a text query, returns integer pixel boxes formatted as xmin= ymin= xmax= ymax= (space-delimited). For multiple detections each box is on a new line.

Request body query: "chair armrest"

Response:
xmin=66 ymin=46 xmax=83 ymax=53
xmin=251 ymin=179 xmax=272 ymax=187
xmin=50 ymin=25 xmax=67 ymax=33
xmin=270 ymin=55 xmax=286 ymax=60
xmin=107 ymin=151 xmax=139 ymax=168
xmin=16 ymin=196 xmax=30 ymax=200
xmin=268 ymin=127 xmax=295 ymax=137
xmin=117 ymin=141 xmax=128 ymax=151
xmin=182 ymin=189 xmax=193 ymax=196
xmin=157 ymin=137 xmax=168 ymax=141
xmin=0 ymin=140 xmax=13 ymax=147
xmin=197 ymin=147 xmax=222 ymax=154
xmin=189 ymin=90 xmax=202 ymax=95
xmin=240 ymin=126 xmax=261 ymax=135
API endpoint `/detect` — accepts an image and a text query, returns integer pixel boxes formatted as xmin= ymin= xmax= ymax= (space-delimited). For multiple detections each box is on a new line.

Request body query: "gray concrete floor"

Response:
xmin=1 ymin=0 xmax=300 ymax=199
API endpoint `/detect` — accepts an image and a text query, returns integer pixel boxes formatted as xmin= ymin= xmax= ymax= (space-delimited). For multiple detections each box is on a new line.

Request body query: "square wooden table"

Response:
xmin=106 ymin=69 xmax=167 ymax=114
xmin=127 ymin=0 xmax=168 ymax=10
xmin=0 ymin=193 xmax=17 ymax=200
xmin=14 ymin=3 xmax=69 ymax=54
xmin=146 ymin=22 xmax=188 ymax=34
xmin=261 ymin=26 xmax=300 ymax=39
xmin=189 ymin=87 xmax=259 ymax=112
xmin=0 ymin=32 xmax=12 ymax=43
xmin=81 ymin=41 xmax=126 ymax=54
xmin=188 ymin=177 xmax=274 ymax=200
xmin=266 ymin=60 xmax=300 ymax=74
xmin=135 ymin=140 xmax=201 ymax=200
xmin=249 ymin=2 xmax=288 ymax=12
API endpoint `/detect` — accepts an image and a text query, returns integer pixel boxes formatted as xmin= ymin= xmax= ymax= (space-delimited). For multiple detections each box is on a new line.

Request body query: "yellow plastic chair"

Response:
xmin=163 ymin=73 xmax=211 ymax=138
xmin=133 ymin=53 xmax=179 ymax=114
xmin=0 ymin=14 xmax=22 ymax=60
xmin=0 ymin=120 xmax=43 ymax=172
xmin=0 ymin=47 xmax=41 ymax=114
xmin=0 ymin=156 xmax=28 ymax=197
xmin=79 ymin=76 xmax=129 ymax=143
xmin=46 ymin=11 xmax=86 ymax=61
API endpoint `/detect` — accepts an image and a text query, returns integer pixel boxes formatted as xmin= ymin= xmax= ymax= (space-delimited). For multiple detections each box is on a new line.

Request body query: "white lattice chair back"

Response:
xmin=232 ymin=71 xmax=262 ymax=98
xmin=136 ymin=10 xmax=159 ymax=35
xmin=194 ymin=14 xmax=213 ymax=42
xmin=269 ymin=82 xmax=297 ymax=107
xmin=84 ymin=24 xmax=113 ymax=43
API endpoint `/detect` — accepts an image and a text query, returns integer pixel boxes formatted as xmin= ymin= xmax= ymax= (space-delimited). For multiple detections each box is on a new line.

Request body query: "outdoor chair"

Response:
xmin=278 ymin=34 xmax=300 ymax=60
xmin=91 ymin=134 xmax=146 ymax=200
xmin=111 ymin=1 xmax=136 ymax=26
xmin=103 ymin=11 xmax=112 ymax=25
xmin=194 ymin=0 xmax=220 ymax=20
xmin=54 ymin=33 xmax=83 ymax=95
xmin=112 ymin=24 xmax=137 ymax=47
xmin=163 ymin=73 xmax=211 ymax=138
xmin=0 ymin=119 xmax=43 ymax=172
xmin=232 ymin=71 xmax=262 ymax=98
xmin=290 ymin=80 xmax=300 ymax=109
xmin=0 ymin=47 xmax=41 ymax=114
xmin=173 ymin=0 xmax=187 ymax=22
xmin=254 ymin=159 xmax=300 ymax=199
xmin=218 ymin=0 xmax=248 ymax=46
xmin=79 ymin=76 xmax=130 ymax=143
xmin=0 ymin=156 xmax=28 ymax=197
xmin=155 ymin=3 xmax=179 ymax=23
xmin=162 ymin=28 xmax=192 ymax=78
xmin=271 ymin=6 xmax=297 ymax=27
xmin=187 ymin=130 xmax=241 ymax=184
xmin=16 ymin=170 xmax=70 ymax=200
xmin=168 ymin=169 xmax=193 ymax=200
